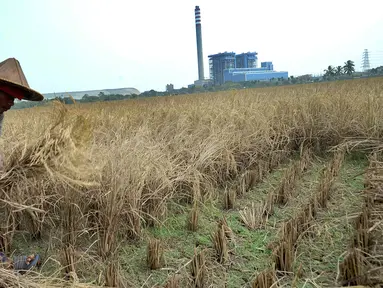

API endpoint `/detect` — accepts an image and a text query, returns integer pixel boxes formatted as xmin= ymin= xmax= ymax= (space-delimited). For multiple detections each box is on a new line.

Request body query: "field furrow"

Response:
xmin=293 ymin=156 xmax=367 ymax=287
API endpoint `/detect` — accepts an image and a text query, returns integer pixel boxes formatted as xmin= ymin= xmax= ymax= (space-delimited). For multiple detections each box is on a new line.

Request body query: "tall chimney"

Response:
xmin=195 ymin=6 xmax=204 ymax=81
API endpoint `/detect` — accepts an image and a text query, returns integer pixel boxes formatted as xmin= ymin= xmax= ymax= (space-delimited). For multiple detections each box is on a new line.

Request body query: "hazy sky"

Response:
xmin=1 ymin=0 xmax=383 ymax=94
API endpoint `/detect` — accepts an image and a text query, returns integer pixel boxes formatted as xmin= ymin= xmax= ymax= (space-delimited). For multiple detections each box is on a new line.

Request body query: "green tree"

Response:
xmin=343 ymin=60 xmax=355 ymax=75
xmin=324 ymin=65 xmax=335 ymax=76
xmin=335 ymin=66 xmax=343 ymax=76
xmin=369 ymin=68 xmax=378 ymax=75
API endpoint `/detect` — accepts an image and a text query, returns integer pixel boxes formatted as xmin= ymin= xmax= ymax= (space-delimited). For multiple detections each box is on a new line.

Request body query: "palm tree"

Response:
xmin=343 ymin=60 xmax=355 ymax=75
xmin=324 ymin=65 xmax=335 ymax=77
xmin=369 ymin=68 xmax=378 ymax=75
xmin=335 ymin=66 xmax=343 ymax=76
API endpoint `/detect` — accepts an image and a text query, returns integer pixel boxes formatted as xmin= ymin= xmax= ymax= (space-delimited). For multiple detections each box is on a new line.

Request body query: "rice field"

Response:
xmin=0 ymin=77 xmax=383 ymax=287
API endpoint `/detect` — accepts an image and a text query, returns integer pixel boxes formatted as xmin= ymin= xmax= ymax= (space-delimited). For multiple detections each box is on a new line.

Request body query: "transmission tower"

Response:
xmin=362 ymin=49 xmax=371 ymax=72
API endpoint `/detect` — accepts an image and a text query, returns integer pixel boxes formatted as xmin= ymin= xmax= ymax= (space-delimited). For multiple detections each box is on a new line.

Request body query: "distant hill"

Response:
xmin=43 ymin=87 xmax=140 ymax=99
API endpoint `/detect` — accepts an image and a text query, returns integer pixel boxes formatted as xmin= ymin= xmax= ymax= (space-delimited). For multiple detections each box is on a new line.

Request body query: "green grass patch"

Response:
xmin=7 ymin=155 xmax=369 ymax=287
xmin=293 ymin=156 xmax=368 ymax=287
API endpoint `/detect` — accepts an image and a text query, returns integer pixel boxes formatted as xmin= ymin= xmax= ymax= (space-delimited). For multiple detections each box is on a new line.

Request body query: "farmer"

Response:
xmin=0 ymin=57 xmax=44 ymax=273
xmin=0 ymin=57 xmax=44 ymax=169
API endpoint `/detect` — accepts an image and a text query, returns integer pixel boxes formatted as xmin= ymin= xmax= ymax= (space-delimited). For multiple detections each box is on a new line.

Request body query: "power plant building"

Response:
xmin=209 ymin=52 xmax=288 ymax=85
xmin=192 ymin=6 xmax=288 ymax=87
xmin=208 ymin=52 xmax=236 ymax=86
xmin=236 ymin=52 xmax=258 ymax=69
xmin=224 ymin=68 xmax=288 ymax=83
xmin=261 ymin=61 xmax=273 ymax=70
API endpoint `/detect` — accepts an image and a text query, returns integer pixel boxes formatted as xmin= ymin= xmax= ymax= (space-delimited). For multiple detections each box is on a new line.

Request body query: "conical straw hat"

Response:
xmin=0 ymin=58 xmax=44 ymax=101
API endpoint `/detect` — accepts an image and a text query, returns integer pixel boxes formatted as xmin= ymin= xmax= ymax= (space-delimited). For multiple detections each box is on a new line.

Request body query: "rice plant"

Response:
xmin=0 ymin=77 xmax=382 ymax=286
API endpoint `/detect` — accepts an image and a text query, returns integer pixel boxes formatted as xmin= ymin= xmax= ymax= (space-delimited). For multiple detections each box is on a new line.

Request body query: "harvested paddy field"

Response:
xmin=1 ymin=77 xmax=383 ymax=287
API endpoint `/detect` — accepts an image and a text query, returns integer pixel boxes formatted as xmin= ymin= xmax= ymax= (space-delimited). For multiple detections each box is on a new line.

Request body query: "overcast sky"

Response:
xmin=1 ymin=0 xmax=382 ymax=93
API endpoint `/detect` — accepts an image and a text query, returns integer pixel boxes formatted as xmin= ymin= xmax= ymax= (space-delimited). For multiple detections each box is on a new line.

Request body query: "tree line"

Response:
xmin=323 ymin=60 xmax=355 ymax=77
xmin=12 ymin=92 xmax=140 ymax=110
xmin=10 ymin=60 xmax=383 ymax=111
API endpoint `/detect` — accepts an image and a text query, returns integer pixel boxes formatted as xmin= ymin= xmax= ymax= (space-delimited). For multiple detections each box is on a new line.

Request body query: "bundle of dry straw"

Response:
xmin=0 ymin=101 xmax=102 ymax=284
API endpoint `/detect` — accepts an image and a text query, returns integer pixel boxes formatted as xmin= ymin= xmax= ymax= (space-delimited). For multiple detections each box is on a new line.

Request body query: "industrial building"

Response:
xmin=43 ymin=87 xmax=140 ymax=100
xmin=191 ymin=6 xmax=288 ymax=87
xmin=208 ymin=52 xmax=288 ymax=85
xmin=236 ymin=52 xmax=258 ymax=68
xmin=208 ymin=52 xmax=236 ymax=86
xmin=261 ymin=61 xmax=273 ymax=70
xmin=224 ymin=68 xmax=288 ymax=83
